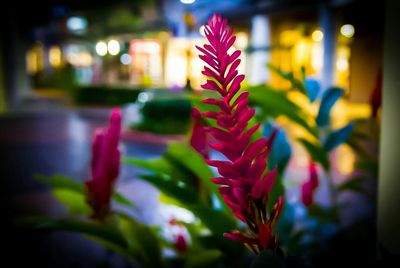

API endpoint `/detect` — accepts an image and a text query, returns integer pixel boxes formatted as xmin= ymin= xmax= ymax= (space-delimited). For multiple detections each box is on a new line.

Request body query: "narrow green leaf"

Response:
xmin=139 ymin=174 xmax=199 ymax=204
xmin=118 ymin=216 xmax=162 ymax=268
xmin=184 ymin=249 xmax=222 ymax=268
xmin=122 ymin=157 xmax=172 ymax=175
xmin=34 ymin=174 xmax=84 ymax=193
xmin=113 ymin=192 xmax=136 ymax=209
xmin=298 ymin=138 xmax=330 ymax=170
xmin=52 ymin=189 xmax=91 ymax=215
xmin=188 ymin=205 xmax=237 ymax=236
xmin=248 ymin=85 xmax=318 ymax=138
xmin=336 ymin=176 xmax=368 ymax=193
xmin=267 ymin=63 xmax=307 ymax=94
xmin=18 ymin=216 xmax=129 ymax=256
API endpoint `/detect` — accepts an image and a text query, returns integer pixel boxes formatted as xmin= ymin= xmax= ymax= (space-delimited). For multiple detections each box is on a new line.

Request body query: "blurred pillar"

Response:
xmin=0 ymin=32 xmax=7 ymax=112
xmin=319 ymin=5 xmax=336 ymax=92
xmin=0 ymin=21 xmax=30 ymax=111
xmin=248 ymin=15 xmax=271 ymax=85
xmin=378 ymin=0 xmax=400 ymax=255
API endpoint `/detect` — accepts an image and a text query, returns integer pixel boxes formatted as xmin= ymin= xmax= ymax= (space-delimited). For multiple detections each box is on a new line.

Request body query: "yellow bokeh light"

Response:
xmin=49 ymin=46 xmax=62 ymax=68
xmin=312 ymin=30 xmax=324 ymax=42
xmin=95 ymin=41 xmax=107 ymax=56
xmin=340 ymin=24 xmax=355 ymax=38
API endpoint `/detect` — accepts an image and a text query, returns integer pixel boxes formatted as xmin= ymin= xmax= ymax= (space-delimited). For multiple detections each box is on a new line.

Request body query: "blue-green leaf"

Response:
xmin=324 ymin=123 xmax=354 ymax=152
xmin=263 ymin=123 xmax=292 ymax=172
xmin=305 ymin=78 xmax=320 ymax=102
xmin=316 ymin=87 xmax=344 ymax=127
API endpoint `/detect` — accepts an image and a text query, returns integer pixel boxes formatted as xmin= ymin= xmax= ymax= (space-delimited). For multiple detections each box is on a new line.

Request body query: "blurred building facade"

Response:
xmin=1 ymin=0 xmax=384 ymax=108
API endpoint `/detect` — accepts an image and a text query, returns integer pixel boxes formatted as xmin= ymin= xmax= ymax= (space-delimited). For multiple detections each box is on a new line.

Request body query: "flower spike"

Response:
xmin=86 ymin=108 xmax=122 ymax=220
xmin=193 ymin=14 xmax=284 ymax=254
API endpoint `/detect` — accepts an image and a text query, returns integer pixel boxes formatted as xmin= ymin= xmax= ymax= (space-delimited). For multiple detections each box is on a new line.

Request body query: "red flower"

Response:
xmin=301 ymin=161 xmax=319 ymax=207
xmin=194 ymin=14 xmax=283 ymax=254
xmin=86 ymin=108 xmax=122 ymax=219
xmin=175 ymin=234 xmax=188 ymax=253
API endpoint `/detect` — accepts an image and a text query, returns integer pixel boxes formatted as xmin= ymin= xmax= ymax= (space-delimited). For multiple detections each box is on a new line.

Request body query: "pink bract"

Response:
xmin=86 ymin=108 xmax=122 ymax=219
xmin=193 ymin=14 xmax=284 ymax=254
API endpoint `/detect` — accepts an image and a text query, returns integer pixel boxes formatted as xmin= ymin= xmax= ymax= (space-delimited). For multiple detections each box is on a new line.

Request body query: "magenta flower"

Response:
xmin=194 ymin=14 xmax=283 ymax=254
xmin=301 ymin=161 xmax=319 ymax=207
xmin=190 ymin=108 xmax=209 ymax=159
xmin=86 ymin=108 xmax=122 ymax=219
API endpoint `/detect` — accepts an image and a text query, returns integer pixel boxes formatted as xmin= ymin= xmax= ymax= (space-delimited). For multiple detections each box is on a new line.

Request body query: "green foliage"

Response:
xmin=123 ymin=142 xmax=238 ymax=248
xmin=184 ymin=249 xmax=222 ymax=268
xmin=336 ymin=176 xmax=369 ymax=194
xmin=308 ymin=204 xmax=340 ymax=224
xmin=19 ymin=216 xmax=132 ymax=259
xmin=297 ymin=138 xmax=330 ymax=170
xmin=52 ymin=189 xmax=91 ymax=215
xmin=73 ymin=86 xmax=142 ymax=106
xmin=35 ymin=174 xmax=136 ymax=209
xmin=267 ymin=64 xmax=307 ymax=94
xmin=133 ymin=98 xmax=192 ymax=134
xmin=118 ymin=215 xmax=162 ymax=268
xmin=251 ymin=250 xmax=285 ymax=268
xmin=248 ymin=85 xmax=318 ymax=138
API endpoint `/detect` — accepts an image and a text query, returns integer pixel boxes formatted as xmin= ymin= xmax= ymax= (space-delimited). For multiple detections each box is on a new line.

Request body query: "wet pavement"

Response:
xmin=0 ymin=99 xmax=169 ymax=268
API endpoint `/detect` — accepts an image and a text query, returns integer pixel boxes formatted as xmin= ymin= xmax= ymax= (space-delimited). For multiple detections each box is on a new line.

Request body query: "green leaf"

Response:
xmin=188 ymin=205 xmax=237 ymax=236
xmin=18 ymin=216 xmax=130 ymax=258
xmin=118 ymin=216 xmax=162 ymax=268
xmin=34 ymin=174 xmax=84 ymax=193
xmin=316 ymin=87 xmax=344 ymax=127
xmin=167 ymin=143 xmax=215 ymax=183
xmin=308 ymin=204 xmax=340 ymax=224
xmin=267 ymin=173 xmax=285 ymax=213
xmin=35 ymin=174 xmax=136 ymax=210
xmin=52 ymin=189 xmax=91 ymax=215
xmin=122 ymin=157 xmax=172 ymax=175
xmin=356 ymin=161 xmax=378 ymax=177
xmin=267 ymin=64 xmax=307 ymax=94
xmin=336 ymin=176 xmax=368 ymax=194
xmin=251 ymin=250 xmax=285 ymax=268
xmin=113 ymin=192 xmax=136 ymax=209
xmin=140 ymin=174 xmax=199 ymax=204
xmin=184 ymin=249 xmax=222 ymax=268
xmin=298 ymin=138 xmax=330 ymax=170
xmin=324 ymin=123 xmax=354 ymax=152
xmin=248 ymin=85 xmax=318 ymax=138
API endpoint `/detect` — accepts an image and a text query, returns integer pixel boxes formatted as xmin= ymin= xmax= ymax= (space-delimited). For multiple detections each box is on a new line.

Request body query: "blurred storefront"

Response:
xmin=24 ymin=0 xmax=383 ymax=106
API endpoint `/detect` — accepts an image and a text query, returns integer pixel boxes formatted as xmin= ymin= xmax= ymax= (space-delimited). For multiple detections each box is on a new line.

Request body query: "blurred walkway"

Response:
xmin=0 ymin=95 xmax=168 ymax=268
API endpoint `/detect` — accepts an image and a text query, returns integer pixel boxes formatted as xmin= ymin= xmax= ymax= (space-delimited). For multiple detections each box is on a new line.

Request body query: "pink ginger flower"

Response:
xmin=190 ymin=108 xmax=209 ymax=159
xmin=86 ymin=108 xmax=122 ymax=219
xmin=194 ymin=14 xmax=283 ymax=254
xmin=301 ymin=161 xmax=319 ymax=207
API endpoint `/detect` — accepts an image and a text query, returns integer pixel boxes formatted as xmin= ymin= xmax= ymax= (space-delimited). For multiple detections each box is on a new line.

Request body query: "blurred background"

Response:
xmin=1 ymin=0 xmax=398 ymax=267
